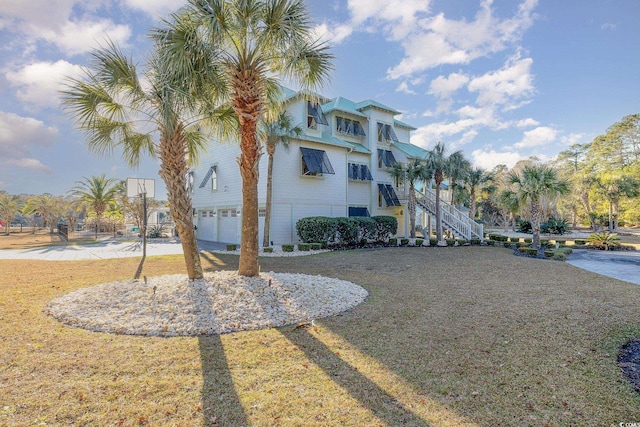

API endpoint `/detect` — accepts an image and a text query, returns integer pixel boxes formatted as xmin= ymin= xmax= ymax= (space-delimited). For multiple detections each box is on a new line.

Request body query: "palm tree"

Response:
xmin=509 ymin=165 xmax=570 ymax=248
xmin=425 ymin=142 xmax=464 ymax=243
xmin=465 ymin=166 xmax=487 ymax=220
xmin=447 ymin=151 xmax=470 ymax=207
xmin=158 ymin=0 xmax=333 ymax=276
xmin=595 ymin=173 xmax=639 ymax=232
xmin=0 ymin=193 xmax=21 ymax=235
xmin=498 ymin=189 xmax=520 ymax=232
xmin=23 ymin=194 xmax=64 ymax=234
xmin=262 ymin=112 xmax=301 ymax=247
xmin=61 ymin=41 xmax=209 ymax=280
xmin=69 ymin=175 xmax=117 ymax=239
xmin=388 ymin=159 xmax=431 ymax=238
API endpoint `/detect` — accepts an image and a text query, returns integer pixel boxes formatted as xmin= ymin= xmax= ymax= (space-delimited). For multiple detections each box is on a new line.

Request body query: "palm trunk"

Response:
xmin=435 ymin=181 xmax=443 ymax=242
xmin=263 ymin=147 xmax=275 ymax=247
xmin=608 ymin=200 xmax=614 ymax=233
xmin=159 ymin=128 xmax=203 ymax=280
xmin=469 ymin=188 xmax=477 ymax=219
xmin=613 ymin=199 xmax=619 ymax=231
xmin=408 ymin=183 xmax=416 ymax=238
xmin=531 ymin=199 xmax=541 ymax=248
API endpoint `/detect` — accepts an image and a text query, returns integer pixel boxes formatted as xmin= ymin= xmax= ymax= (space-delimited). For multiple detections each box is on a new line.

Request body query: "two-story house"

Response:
xmin=190 ymin=88 xmax=474 ymax=245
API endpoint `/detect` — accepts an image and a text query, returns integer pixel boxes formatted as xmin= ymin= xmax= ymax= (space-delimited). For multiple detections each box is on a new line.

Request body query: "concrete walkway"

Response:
xmin=566 ymin=249 xmax=640 ymax=285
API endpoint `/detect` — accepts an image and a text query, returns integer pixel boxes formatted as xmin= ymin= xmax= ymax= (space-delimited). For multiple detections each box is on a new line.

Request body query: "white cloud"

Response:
xmin=0 ymin=111 xmax=58 ymax=159
xmin=601 ymin=22 xmax=617 ymax=30
xmin=396 ymin=81 xmax=417 ymax=95
xmin=428 ymin=72 xmax=469 ymax=97
xmin=312 ymin=22 xmax=354 ymax=45
xmin=40 ymin=20 xmax=131 ymax=56
xmin=471 ymin=148 xmax=523 ymax=169
xmin=5 ymin=158 xmax=52 ymax=173
xmin=347 ymin=0 xmax=432 ymax=39
xmin=467 ymin=56 xmax=535 ymax=107
xmin=6 ymin=60 xmax=85 ymax=109
xmin=516 ymin=118 xmax=540 ymax=128
xmin=124 ymin=0 xmax=186 ymax=17
xmin=561 ymin=132 xmax=587 ymax=146
xmin=514 ymin=126 xmax=557 ymax=148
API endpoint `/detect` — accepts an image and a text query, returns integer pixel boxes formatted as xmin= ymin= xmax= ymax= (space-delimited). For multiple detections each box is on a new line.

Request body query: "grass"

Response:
xmin=2 ymin=236 xmax=640 ymax=425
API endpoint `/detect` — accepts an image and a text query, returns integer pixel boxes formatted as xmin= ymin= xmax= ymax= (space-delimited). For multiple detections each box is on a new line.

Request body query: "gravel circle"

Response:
xmin=44 ymin=271 xmax=368 ymax=336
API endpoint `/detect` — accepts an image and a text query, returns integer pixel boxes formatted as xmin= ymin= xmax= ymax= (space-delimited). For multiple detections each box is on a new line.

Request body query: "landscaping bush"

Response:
xmin=516 ymin=242 xmax=529 ymax=248
xmin=335 ymin=217 xmax=359 ymax=245
xmin=282 ymin=244 xmax=294 ymax=252
xmin=147 ymin=224 xmax=166 ymax=238
xmin=518 ymin=221 xmax=532 ymax=233
xmin=446 ymin=239 xmax=456 ymax=247
xmin=415 ymin=239 xmax=424 ymax=246
xmin=400 ymin=238 xmax=409 ymax=246
xmin=457 ymin=239 xmax=467 ymax=245
xmin=540 ymin=239 xmax=549 ymax=246
xmin=226 ymin=244 xmax=237 ymax=251
xmin=554 ymin=239 xmax=566 ymax=245
xmin=372 ymin=216 xmax=398 ymax=242
xmin=310 ymin=243 xmax=322 ymax=250
xmin=388 ymin=238 xmax=398 ymax=246
xmin=488 ymin=234 xmax=508 ymax=242
xmin=586 ymin=232 xmax=621 ymax=251
xmin=526 ymin=248 xmax=538 ymax=255
xmin=298 ymin=243 xmax=310 ymax=251
xmin=486 ymin=240 xmax=496 ymax=246
xmin=503 ymin=241 xmax=511 ymax=248
xmin=524 ymin=238 xmax=533 ymax=243
xmin=263 ymin=247 xmax=273 ymax=253
xmin=470 ymin=238 xmax=481 ymax=245
xmin=296 ymin=217 xmax=336 ymax=243
xmin=429 ymin=238 xmax=438 ymax=246
xmin=575 ymin=239 xmax=586 ymax=245
xmin=352 ymin=217 xmax=377 ymax=242
xmin=544 ymin=250 xmax=554 ymax=258
xmin=541 ymin=217 xmax=570 ymax=235
xmin=509 ymin=237 xmax=520 ymax=243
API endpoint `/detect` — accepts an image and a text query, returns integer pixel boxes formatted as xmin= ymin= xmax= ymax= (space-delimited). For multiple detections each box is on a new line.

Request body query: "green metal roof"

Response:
xmin=322 ymin=96 xmax=368 ymax=118
xmin=392 ymin=141 xmax=429 ymax=159
xmin=394 ymin=119 xmax=417 ymax=130
xmin=355 ymin=99 xmax=401 ymax=115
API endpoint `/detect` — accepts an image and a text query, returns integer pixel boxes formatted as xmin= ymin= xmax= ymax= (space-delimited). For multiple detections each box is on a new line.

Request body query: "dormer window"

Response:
xmin=307 ymin=101 xmax=328 ymax=130
xmin=377 ymin=122 xmax=399 ymax=143
xmin=336 ymin=116 xmax=366 ymax=137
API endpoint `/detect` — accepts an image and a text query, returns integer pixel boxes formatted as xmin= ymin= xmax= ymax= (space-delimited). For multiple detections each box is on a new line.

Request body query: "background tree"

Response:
xmin=161 ymin=0 xmax=333 ymax=276
xmin=388 ymin=159 xmax=431 ymax=238
xmin=465 ymin=166 xmax=488 ymax=219
xmin=61 ymin=41 xmax=208 ymax=280
xmin=262 ymin=111 xmax=300 ymax=247
xmin=23 ymin=194 xmax=64 ymax=234
xmin=509 ymin=165 xmax=570 ymax=248
xmin=447 ymin=151 xmax=470 ymax=207
xmin=0 ymin=193 xmax=21 ymax=235
xmin=62 ymin=196 xmax=85 ymax=234
xmin=498 ymin=189 xmax=520 ymax=232
xmin=594 ymin=173 xmax=639 ymax=232
xmin=69 ymin=175 xmax=117 ymax=239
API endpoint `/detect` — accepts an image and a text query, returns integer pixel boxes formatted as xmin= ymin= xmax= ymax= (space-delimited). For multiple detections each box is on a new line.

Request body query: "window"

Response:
xmin=199 ymin=165 xmax=217 ymax=191
xmin=348 ymin=163 xmax=373 ymax=181
xmin=378 ymin=183 xmax=401 ymax=207
xmin=231 ymin=210 xmax=238 ymax=218
xmin=377 ymin=122 xmax=399 ymax=143
xmin=377 ymin=149 xmax=397 ymax=168
xmin=349 ymin=207 xmax=370 ymax=217
xmin=336 ymin=116 xmax=366 ymax=137
xmin=258 ymin=208 xmax=266 ymax=217
xmin=307 ymin=101 xmax=328 ymax=130
xmin=221 ymin=210 xmax=229 ymax=218
xmin=301 ymin=147 xmax=335 ymax=176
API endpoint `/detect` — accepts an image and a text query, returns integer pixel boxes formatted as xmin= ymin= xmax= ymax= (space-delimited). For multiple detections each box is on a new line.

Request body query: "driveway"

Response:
xmin=567 ymin=249 xmax=640 ymax=285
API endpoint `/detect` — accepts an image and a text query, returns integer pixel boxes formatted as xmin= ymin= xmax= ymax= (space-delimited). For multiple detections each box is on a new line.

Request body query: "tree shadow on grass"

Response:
xmin=198 ymin=335 xmax=248 ymax=427
xmin=281 ymin=328 xmax=430 ymax=427
xmin=133 ymin=255 xmax=145 ymax=280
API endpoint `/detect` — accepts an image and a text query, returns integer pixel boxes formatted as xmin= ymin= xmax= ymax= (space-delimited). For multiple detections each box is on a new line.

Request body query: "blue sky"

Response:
xmin=1 ymin=0 xmax=638 ymax=199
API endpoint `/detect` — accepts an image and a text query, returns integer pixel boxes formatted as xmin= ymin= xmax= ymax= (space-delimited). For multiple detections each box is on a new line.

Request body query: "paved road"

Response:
xmin=566 ymin=249 xmax=640 ymax=285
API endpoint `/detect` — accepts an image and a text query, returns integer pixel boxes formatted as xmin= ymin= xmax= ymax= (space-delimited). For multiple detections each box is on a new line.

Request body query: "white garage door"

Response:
xmin=197 ymin=210 xmax=216 ymax=241
xmin=218 ymin=209 xmax=239 ymax=243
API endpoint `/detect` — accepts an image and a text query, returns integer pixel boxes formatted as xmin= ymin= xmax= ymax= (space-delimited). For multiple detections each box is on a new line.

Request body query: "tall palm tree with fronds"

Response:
xmin=69 ymin=175 xmax=117 ymax=238
xmin=61 ymin=41 xmax=209 ymax=280
xmin=425 ymin=142 xmax=464 ymax=243
xmin=262 ymin=111 xmax=300 ymax=247
xmin=465 ymin=166 xmax=487 ymax=219
xmin=388 ymin=159 xmax=431 ymax=238
xmin=498 ymin=189 xmax=520 ymax=232
xmin=509 ymin=165 xmax=570 ymax=248
xmin=447 ymin=151 xmax=470 ymax=207
xmin=157 ymin=0 xmax=333 ymax=276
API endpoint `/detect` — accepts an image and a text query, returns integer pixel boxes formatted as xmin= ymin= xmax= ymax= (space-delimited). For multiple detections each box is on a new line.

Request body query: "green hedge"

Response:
xmin=310 ymin=243 xmax=322 ymax=250
xmin=470 ymin=238 xmax=481 ymax=245
xmin=226 ymin=244 xmax=237 ymax=251
xmin=416 ymin=239 xmax=424 ymax=246
xmin=446 ymin=239 xmax=456 ymax=247
xmin=263 ymin=247 xmax=273 ymax=253
xmin=429 ymin=238 xmax=438 ymax=246
xmin=298 ymin=243 xmax=310 ymax=251
xmin=296 ymin=215 xmax=397 ymax=245
xmin=389 ymin=238 xmax=398 ymax=246
xmin=282 ymin=244 xmax=294 ymax=252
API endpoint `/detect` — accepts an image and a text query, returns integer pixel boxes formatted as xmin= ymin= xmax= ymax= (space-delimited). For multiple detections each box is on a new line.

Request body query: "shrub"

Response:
xmin=503 ymin=241 xmax=511 ymax=248
xmin=372 ymin=216 xmax=398 ymax=242
xmin=296 ymin=217 xmax=336 ymax=243
xmin=516 ymin=242 xmax=529 ymax=248
xmin=310 ymin=243 xmax=322 ymax=250
xmin=555 ymin=239 xmax=566 ymax=245
xmin=282 ymin=244 xmax=294 ymax=252
xmin=574 ymin=239 xmax=586 ymax=245
xmin=470 ymin=238 xmax=481 ymax=245
xmin=517 ymin=247 xmax=528 ymax=253
xmin=457 ymin=239 xmax=467 ymax=245
xmin=518 ymin=221 xmax=532 ymax=233
xmin=540 ymin=239 xmax=549 ymax=246
xmin=352 ymin=217 xmax=377 ymax=242
xmin=486 ymin=240 xmax=496 ymax=246
xmin=400 ymin=238 xmax=409 ymax=246
xmin=488 ymin=234 xmax=508 ymax=242
xmin=335 ymin=217 xmax=359 ymax=245
xmin=446 ymin=239 xmax=456 ymax=247
xmin=526 ymin=248 xmax=538 ymax=255
xmin=541 ymin=217 xmax=570 ymax=235
xmin=429 ymin=238 xmax=438 ymax=246
xmin=388 ymin=238 xmax=398 ymax=246
xmin=298 ymin=243 xmax=310 ymax=251
xmin=524 ymin=238 xmax=533 ymax=243
xmin=586 ymin=232 xmax=621 ymax=251
xmin=263 ymin=247 xmax=273 ymax=253
xmin=147 ymin=224 xmax=166 ymax=238
xmin=544 ymin=250 xmax=554 ymax=258
xmin=415 ymin=239 xmax=424 ymax=246
xmin=226 ymin=244 xmax=237 ymax=251
xmin=509 ymin=237 xmax=520 ymax=243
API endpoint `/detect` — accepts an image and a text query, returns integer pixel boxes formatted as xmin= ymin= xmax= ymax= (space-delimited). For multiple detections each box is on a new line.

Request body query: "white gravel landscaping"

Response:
xmin=44 ymin=271 xmax=368 ymax=337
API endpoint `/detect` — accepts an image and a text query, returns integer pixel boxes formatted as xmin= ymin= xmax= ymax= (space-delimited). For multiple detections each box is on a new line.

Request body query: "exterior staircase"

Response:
xmin=414 ymin=188 xmax=483 ymax=241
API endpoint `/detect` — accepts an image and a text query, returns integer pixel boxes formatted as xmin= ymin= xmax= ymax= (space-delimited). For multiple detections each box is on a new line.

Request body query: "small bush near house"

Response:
xmin=470 ymin=238 xmax=481 ymax=245
xmin=310 ymin=243 xmax=322 ymax=250
xmin=518 ymin=221 xmax=532 ymax=233
xmin=575 ymin=239 xmax=586 ymax=245
xmin=541 ymin=239 xmax=549 ymax=246
xmin=296 ymin=217 xmax=336 ymax=243
xmin=524 ymin=238 xmax=533 ymax=243
xmin=486 ymin=240 xmax=496 ymax=246
xmin=400 ymin=238 xmax=409 ymax=246
xmin=298 ymin=243 xmax=310 ymax=251
xmin=446 ymin=239 xmax=456 ymax=247
xmin=372 ymin=216 xmax=398 ymax=242
xmin=544 ymin=250 xmax=554 ymax=258
xmin=541 ymin=217 xmax=570 ymax=235
xmin=429 ymin=238 xmax=438 ymax=246
xmin=457 ymin=239 xmax=467 ymax=246
xmin=516 ymin=242 xmax=529 ymax=248
xmin=555 ymin=239 xmax=566 ymax=245
xmin=282 ymin=244 xmax=294 ymax=252
xmin=388 ymin=238 xmax=398 ymax=246
xmin=415 ymin=239 xmax=424 ymax=246
xmin=510 ymin=237 xmax=520 ymax=243
xmin=503 ymin=241 xmax=511 ymax=248
xmin=296 ymin=215 xmax=396 ymax=246
xmin=226 ymin=244 xmax=237 ymax=251
xmin=335 ymin=218 xmax=359 ymax=245
xmin=353 ymin=217 xmax=376 ymax=242
xmin=147 ymin=224 xmax=166 ymax=238
xmin=263 ymin=247 xmax=273 ymax=253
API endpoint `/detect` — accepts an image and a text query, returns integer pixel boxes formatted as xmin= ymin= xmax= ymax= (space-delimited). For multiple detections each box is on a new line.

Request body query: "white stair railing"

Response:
xmin=414 ymin=188 xmax=483 ymax=240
